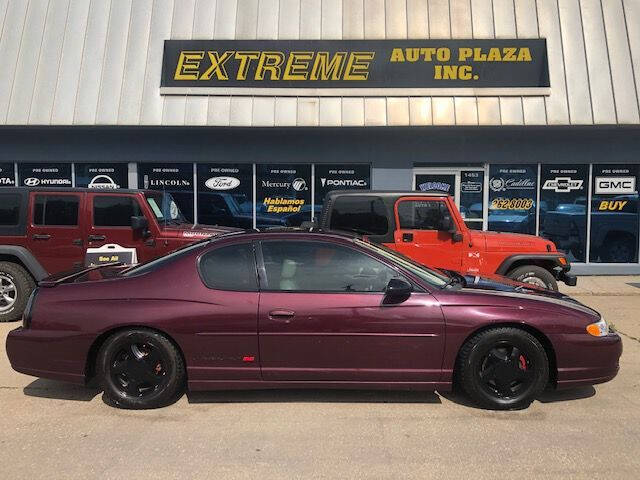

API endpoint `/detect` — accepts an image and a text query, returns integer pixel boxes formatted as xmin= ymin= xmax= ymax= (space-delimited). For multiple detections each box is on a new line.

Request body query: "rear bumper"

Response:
xmin=5 ymin=327 xmax=87 ymax=385
xmin=550 ymin=332 xmax=622 ymax=389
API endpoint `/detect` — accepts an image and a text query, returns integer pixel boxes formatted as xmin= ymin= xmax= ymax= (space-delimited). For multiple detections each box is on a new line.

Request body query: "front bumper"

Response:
xmin=550 ymin=332 xmax=622 ymax=389
xmin=557 ymin=269 xmax=578 ymax=286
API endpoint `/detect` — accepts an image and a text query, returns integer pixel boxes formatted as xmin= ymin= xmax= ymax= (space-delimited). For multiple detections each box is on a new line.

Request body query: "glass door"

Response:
xmin=413 ymin=168 xmax=485 ymax=230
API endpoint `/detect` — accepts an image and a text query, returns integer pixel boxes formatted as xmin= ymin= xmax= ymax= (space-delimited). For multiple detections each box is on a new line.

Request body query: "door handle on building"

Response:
xmin=88 ymin=235 xmax=106 ymax=242
xmin=32 ymin=234 xmax=51 ymax=240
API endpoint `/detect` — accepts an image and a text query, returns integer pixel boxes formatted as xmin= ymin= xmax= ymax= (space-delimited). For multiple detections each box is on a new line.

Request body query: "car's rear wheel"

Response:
xmin=97 ymin=329 xmax=185 ymax=409
xmin=507 ymin=265 xmax=558 ymax=291
xmin=0 ymin=262 xmax=35 ymax=323
xmin=457 ymin=327 xmax=549 ymax=410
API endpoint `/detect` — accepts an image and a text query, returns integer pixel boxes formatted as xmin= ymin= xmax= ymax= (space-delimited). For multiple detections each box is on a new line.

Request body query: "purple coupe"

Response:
xmin=6 ymin=230 xmax=621 ymax=410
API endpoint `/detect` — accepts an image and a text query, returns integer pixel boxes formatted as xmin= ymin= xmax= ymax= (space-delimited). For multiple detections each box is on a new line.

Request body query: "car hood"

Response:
xmin=469 ymin=229 xmax=556 ymax=253
xmin=438 ymin=270 xmax=598 ymax=317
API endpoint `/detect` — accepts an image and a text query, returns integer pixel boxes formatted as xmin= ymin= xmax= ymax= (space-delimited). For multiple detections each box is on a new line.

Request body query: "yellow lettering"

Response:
xmin=390 ymin=48 xmax=405 ymax=62
xmin=517 ymin=47 xmax=532 ymax=61
xmin=283 ymin=51 xmax=314 ymax=80
xmin=234 ymin=51 xmax=260 ymax=80
xmin=174 ymin=51 xmax=204 ymax=80
xmin=344 ymin=52 xmax=374 ymax=80
xmin=200 ymin=51 xmax=235 ymax=80
xmin=310 ymin=52 xmax=347 ymax=80
xmin=473 ymin=48 xmax=487 ymax=61
xmin=405 ymin=48 xmax=420 ymax=62
xmin=503 ymin=47 xmax=517 ymax=61
xmin=487 ymin=47 xmax=501 ymax=61
xmin=458 ymin=47 xmax=473 ymax=62
xmin=420 ymin=48 xmax=436 ymax=61
xmin=459 ymin=65 xmax=472 ymax=80
xmin=255 ymin=52 xmax=285 ymax=80
xmin=434 ymin=64 xmax=442 ymax=79
xmin=436 ymin=48 xmax=451 ymax=62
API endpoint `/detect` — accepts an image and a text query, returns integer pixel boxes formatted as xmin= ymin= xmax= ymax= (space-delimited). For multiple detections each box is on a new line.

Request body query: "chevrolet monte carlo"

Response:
xmin=6 ymin=230 xmax=621 ymax=410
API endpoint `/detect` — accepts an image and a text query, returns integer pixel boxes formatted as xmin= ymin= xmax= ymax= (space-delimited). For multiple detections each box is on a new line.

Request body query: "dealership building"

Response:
xmin=0 ymin=0 xmax=639 ymax=273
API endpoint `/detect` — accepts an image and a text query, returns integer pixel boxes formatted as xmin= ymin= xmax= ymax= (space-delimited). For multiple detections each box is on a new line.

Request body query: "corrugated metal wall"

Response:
xmin=0 ymin=0 xmax=638 ymax=127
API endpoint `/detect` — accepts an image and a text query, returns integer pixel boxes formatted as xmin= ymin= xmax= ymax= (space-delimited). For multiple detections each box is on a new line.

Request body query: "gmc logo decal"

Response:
xmin=595 ymin=176 xmax=636 ymax=195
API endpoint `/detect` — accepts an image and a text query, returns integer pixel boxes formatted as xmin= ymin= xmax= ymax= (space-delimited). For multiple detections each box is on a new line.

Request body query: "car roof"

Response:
xmin=324 ymin=190 xmax=449 ymax=198
xmin=210 ymin=227 xmax=361 ymax=243
xmin=2 ymin=186 xmax=155 ymax=195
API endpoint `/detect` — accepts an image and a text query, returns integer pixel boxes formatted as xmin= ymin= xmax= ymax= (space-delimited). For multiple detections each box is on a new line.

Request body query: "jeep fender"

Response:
xmin=496 ymin=254 xmax=568 ymax=276
xmin=0 ymin=246 xmax=48 ymax=281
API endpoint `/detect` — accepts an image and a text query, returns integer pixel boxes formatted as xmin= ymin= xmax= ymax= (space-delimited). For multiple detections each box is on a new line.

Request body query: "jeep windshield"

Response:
xmin=145 ymin=192 xmax=188 ymax=225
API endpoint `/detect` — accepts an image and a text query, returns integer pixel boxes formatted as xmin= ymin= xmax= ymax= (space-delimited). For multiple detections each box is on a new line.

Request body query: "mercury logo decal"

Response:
xmin=292 ymin=178 xmax=307 ymax=191
xmin=205 ymin=176 xmax=240 ymax=190
xmin=542 ymin=177 xmax=583 ymax=193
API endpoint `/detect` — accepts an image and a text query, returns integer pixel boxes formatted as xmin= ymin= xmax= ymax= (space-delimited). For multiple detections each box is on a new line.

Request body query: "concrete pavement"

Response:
xmin=1 ymin=285 xmax=639 ymax=479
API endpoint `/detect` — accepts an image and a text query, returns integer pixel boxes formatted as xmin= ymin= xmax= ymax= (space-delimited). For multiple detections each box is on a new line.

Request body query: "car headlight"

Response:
xmin=586 ymin=317 xmax=609 ymax=337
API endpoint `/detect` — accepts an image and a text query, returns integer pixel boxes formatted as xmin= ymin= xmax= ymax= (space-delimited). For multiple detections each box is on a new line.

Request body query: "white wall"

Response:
xmin=0 ymin=0 xmax=638 ymax=126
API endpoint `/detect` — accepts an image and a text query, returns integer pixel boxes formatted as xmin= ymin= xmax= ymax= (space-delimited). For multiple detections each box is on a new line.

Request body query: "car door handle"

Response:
xmin=88 ymin=235 xmax=106 ymax=242
xmin=402 ymin=232 xmax=413 ymax=242
xmin=72 ymin=238 xmax=83 ymax=246
xmin=268 ymin=310 xmax=295 ymax=321
xmin=32 ymin=234 xmax=51 ymax=240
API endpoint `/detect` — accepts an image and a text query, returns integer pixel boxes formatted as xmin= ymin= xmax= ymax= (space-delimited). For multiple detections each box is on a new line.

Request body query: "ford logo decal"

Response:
xmin=205 ymin=176 xmax=240 ymax=190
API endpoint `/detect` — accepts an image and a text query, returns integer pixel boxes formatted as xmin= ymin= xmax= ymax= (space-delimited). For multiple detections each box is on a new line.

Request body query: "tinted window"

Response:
xmin=34 ymin=195 xmax=79 ymax=226
xmin=261 ymin=241 xmax=400 ymax=292
xmin=488 ymin=165 xmax=538 ymax=235
xmin=397 ymin=200 xmax=447 ymax=230
xmin=93 ymin=196 xmax=141 ymax=227
xmin=199 ymin=244 xmax=258 ymax=291
xmin=0 ymin=194 xmax=20 ymax=225
xmin=329 ymin=196 xmax=388 ymax=235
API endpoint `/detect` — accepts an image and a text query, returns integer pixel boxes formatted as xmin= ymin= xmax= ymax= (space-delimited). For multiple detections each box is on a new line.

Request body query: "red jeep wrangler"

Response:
xmin=0 ymin=187 xmax=236 ymax=322
xmin=318 ymin=191 xmax=577 ymax=290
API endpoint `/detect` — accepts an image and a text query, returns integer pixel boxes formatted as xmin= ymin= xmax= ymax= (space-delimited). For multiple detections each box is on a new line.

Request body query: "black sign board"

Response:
xmin=197 ymin=163 xmax=253 ymax=228
xmin=19 ymin=163 xmax=72 ymax=188
xmin=75 ymin=164 xmax=128 ymax=189
xmin=256 ymin=164 xmax=311 ymax=228
xmin=0 ymin=163 xmax=15 ymax=187
xmin=161 ymin=39 xmax=549 ymax=96
xmin=138 ymin=163 xmax=194 ymax=222
xmin=488 ymin=165 xmax=538 ymax=235
xmin=314 ymin=164 xmax=370 ymax=205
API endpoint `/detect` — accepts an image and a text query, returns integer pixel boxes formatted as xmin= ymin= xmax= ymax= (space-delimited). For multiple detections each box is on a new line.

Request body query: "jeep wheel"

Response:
xmin=0 ymin=262 xmax=35 ymax=323
xmin=507 ymin=265 xmax=558 ymax=291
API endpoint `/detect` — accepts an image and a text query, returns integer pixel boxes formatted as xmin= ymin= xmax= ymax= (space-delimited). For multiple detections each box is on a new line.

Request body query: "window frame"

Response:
xmin=395 ymin=198 xmax=450 ymax=232
xmin=255 ymin=238 xmax=419 ymax=294
xmin=31 ymin=193 xmax=80 ymax=227
xmin=196 ymin=241 xmax=259 ymax=292
xmin=91 ymin=193 xmax=142 ymax=229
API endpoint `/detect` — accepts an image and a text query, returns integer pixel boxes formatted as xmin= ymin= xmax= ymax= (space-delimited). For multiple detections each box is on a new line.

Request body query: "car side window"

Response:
xmin=261 ymin=241 xmax=401 ymax=293
xmin=33 ymin=195 xmax=79 ymax=226
xmin=329 ymin=196 xmax=388 ymax=235
xmin=199 ymin=243 xmax=258 ymax=292
xmin=397 ymin=200 xmax=447 ymax=230
xmin=93 ymin=196 xmax=142 ymax=227
xmin=0 ymin=194 xmax=20 ymax=225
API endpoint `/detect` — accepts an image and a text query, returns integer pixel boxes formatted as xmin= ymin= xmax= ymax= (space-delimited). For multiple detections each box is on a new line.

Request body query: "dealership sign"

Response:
xmin=594 ymin=176 xmax=636 ymax=195
xmin=161 ymin=39 xmax=549 ymax=97
xmin=542 ymin=177 xmax=584 ymax=193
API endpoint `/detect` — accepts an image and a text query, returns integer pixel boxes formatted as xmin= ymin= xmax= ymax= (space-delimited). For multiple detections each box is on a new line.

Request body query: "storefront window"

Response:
xmin=539 ymin=165 xmax=588 ymax=262
xmin=0 ymin=163 xmax=15 ymax=187
xmin=488 ymin=165 xmax=537 ymax=235
xmin=75 ymin=164 xmax=128 ymax=189
xmin=197 ymin=164 xmax=253 ymax=228
xmin=314 ymin=164 xmax=371 ymax=220
xmin=590 ymin=165 xmax=639 ymax=263
xmin=18 ymin=163 xmax=72 ymax=188
xmin=138 ymin=163 xmax=194 ymax=223
xmin=256 ymin=164 xmax=311 ymax=228
xmin=460 ymin=170 xmax=484 ymax=230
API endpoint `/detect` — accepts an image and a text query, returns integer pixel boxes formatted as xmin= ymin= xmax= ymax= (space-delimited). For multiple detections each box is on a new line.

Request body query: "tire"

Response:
xmin=0 ymin=262 xmax=35 ymax=323
xmin=97 ymin=329 xmax=186 ymax=409
xmin=456 ymin=327 xmax=549 ymax=410
xmin=507 ymin=265 xmax=558 ymax=291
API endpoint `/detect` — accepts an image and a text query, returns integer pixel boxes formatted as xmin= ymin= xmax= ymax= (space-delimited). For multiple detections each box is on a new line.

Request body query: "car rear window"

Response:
xmin=0 ymin=194 xmax=20 ymax=225
xmin=329 ymin=196 xmax=388 ymax=235
xmin=198 ymin=243 xmax=258 ymax=291
xmin=33 ymin=195 xmax=79 ymax=226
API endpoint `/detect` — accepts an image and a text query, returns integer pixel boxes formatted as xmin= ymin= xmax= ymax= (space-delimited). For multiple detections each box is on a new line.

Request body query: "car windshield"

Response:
xmin=353 ymin=239 xmax=449 ymax=287
xmin=145 ymin=192 xmax=188 ymax=225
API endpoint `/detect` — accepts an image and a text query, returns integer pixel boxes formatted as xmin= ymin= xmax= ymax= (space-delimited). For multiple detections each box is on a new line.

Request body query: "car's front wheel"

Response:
xmin=97 ymin=329 xmax=185 ymax=409
xmin=456 ymin=327 xmax=549 ymax=410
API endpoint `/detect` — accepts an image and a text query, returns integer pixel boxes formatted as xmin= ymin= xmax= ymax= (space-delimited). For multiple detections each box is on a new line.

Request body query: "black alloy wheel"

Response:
xmin=478 ymin=343 xmax=534 ymax=400
xmin=457 ymin=327 xmax=549 ymax=410
xmin=97 ymin=329 xmax=185 ymax=409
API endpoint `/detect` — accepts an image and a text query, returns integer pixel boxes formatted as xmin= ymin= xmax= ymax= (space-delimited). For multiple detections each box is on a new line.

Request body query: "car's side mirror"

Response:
xmin=439 ymin=214 xmax=454 ymax=232
xmin=452 ymin=231 xmax=463 ymax=242
xmin=131 ymin=216 xmax=150 ymax=237
xmin=383 ymin=278 xmax=413 ymax=303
